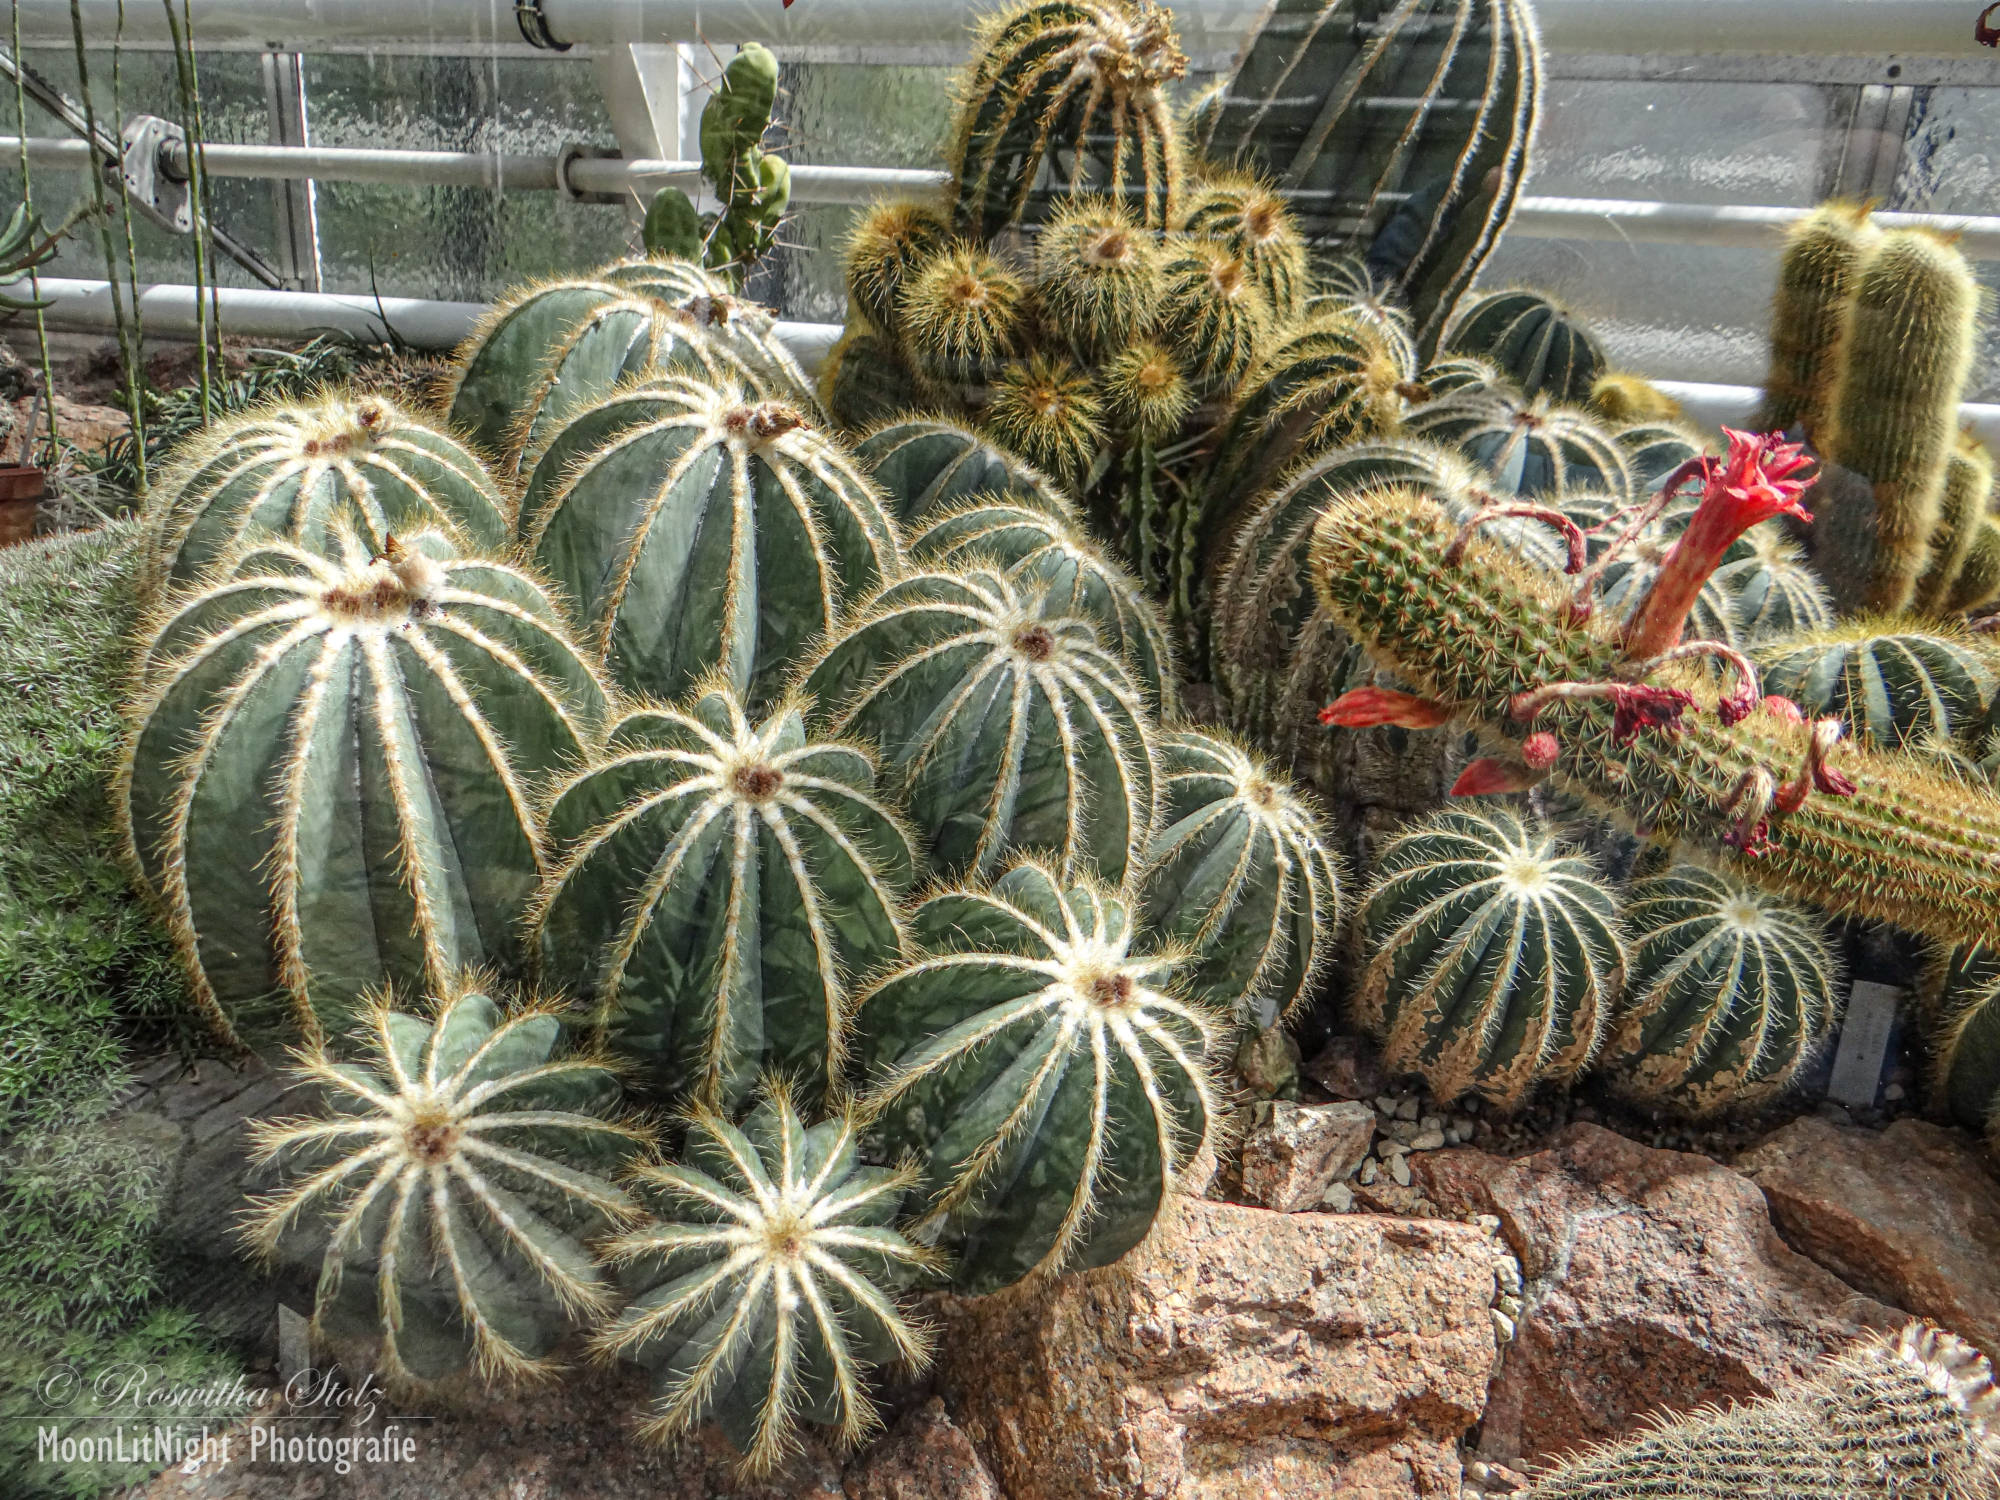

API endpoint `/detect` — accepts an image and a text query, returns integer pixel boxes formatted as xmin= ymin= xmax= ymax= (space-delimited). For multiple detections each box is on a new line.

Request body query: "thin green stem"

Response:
xmin=160 ymin=0 xmax=209 ymax=421
xmin=109 ymin=0 xmax=148 ymax=490
xmin=7 ymin=15 xmax=59 ymax=453
xmin=180 ymin=0 xmax=222 ymax=394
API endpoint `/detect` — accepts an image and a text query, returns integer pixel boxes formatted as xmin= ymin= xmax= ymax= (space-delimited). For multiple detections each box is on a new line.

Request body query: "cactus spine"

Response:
xmin=1356 ymin=806 xmax=1623 ymax=1108
xmin=1181 ymin=176 xmax=1307 ymax=321
xmin=1097 ymin=337 xmax=1194 ymax=446
xmin=844 ymin=199 xmax=952 ymax=339
xmin=1756 ymin=623 xmax=1997 ymax=751
xmin=1525 ymin=1323 xmax=2000 ymax=1500
xmin=533 ymin=685 xmax=915 ymax=1110
xmin=1602 ymin=863 xmax=1840 ymax=1116
xmin=900 ymin=244 xmax=1028 ymax=386
xmin=980 ymin=351 xmax=1107 ymax=489
xmin=118 ymin=527 xmax=607 ymax=1054
xmin=1755 ymin=199 xmax=1879 ymax=441
xmin=854 ymin=416 xmax=1067 ymax=526
xmin=1924 ymin=943 xmax=2000 ymax=1147
xmin=800 ymin=566 xmax=1156 ymax=882
xmin=520 ymin=374 xmax=900 ymax=707
xmin=1445 ymin=288 xmax=1606 ymax=406
xmin=242 ymin=977 xmax=648 ymax=1384
xmin=858 ymin=861 xmax=1218 ymax=1294
xmin=144 ymin=394 xmax=512 ymax=595
xmin=594 ymin=1087 xmax=934 ymax=1472
xmin=1138 ymin=728 xmax=1340 ymax=1025
xmin=1031 ymin=198 xmax=1163 ymax=362
xmin=1155 ymin=236 xmax=1270 ymax=395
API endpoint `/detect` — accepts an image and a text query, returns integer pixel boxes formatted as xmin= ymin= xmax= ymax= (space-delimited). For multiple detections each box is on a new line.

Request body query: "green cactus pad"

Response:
xmin=1356 ymin=806 xmax=1622 ymax=1108
xmin=1756 ymin=623 xmax=1997 ymax=752
xmin=800 ymin=566 xmax=1156 ymax=883
xmin=1445 ymin=288 xmax=1606 ymax=406
xmin=857 ymin=861 xmax=1218 ymax=1294
xmin=119 ymin=527 xmax=607 ymax=1055
xmin=521 ymin=374 xmax=899 ymax=708
xmin=854 ymin=416 xmax=1068 ymax=525
xmin=242 ymin=976 xmax=648 ymax=1385
xmin=1601 ymin=863 xmax=1840 ymax=1117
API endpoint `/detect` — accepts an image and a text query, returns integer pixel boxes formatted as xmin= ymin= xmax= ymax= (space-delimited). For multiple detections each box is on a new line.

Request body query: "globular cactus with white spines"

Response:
xmin=907 ymin=498 xmax=1176 ymax=712
xmin=1524 ymin=1322 xmax=2000 ymax=1500
xmin=800 ymin=566 xmax=1156 ymax=883
xmin=1444 ymin=288 xmax=1606 ymax=406
xmin=899 ymin=243 xmax=1028 ymax=387
xmin=1917 ymin=432 xmax=1997 ymax=617
xmin=242 ymin=976 xmax=650 ymax=1385
xmin=1031 ymin=197 xmax=1163 ymax=363
xmin=853 ymin=415 xmax=1068 ymax=526
xmin=1138 ymin=728 xmax=1340 ymax=1025
xmin=1925 ymin=944 xmax=2000 ymax=1149
xmin=1951 ymin=518 xmax=2000 ymax=615
xmin=143 ymin=393 xmax=511 ymax=595
xmin=1313 ymin=255 xmax=1420 ymax=371
xmin=117 ymin=526 xmax=607 ymax=1056
xmin=844 ymin=199 xmax=952 ymax=340
xmin=1755 ymin=199 xmax=1880 ymax=442
xmin=1415 ymin=353 xmax=1508 ymax=401
xmin=1355 ymin=806 xmax=1623 ymax=1109
xmin=980 ymin=351 xmax=1106 ymax=490
xmin=599 ymin=256 xmax=818 ymax=411
xmin=1756 ymin=623 xmax=1997 ymax=752
xmin=1600 ymin=862 xmax=1841 ymax=1117
xmin=519 ymin=374 xmax=900 ymax=708
xmin=532 ymin=684 xmax=915 ymax=1112
xmin=948 ymin=0 xmax=1187 ymax=239
xmin=1405 ymin=387 xmax=1633 ymax=502
xmin=1180 ymin=175 xmax=1307 ymax=322
xmin=857 ymin=860 xmax=1218 ymax=1294
xmin=1155 ymin=235 xmax=1271 ymax=396
xmin=593 ymin=1086 xmax=936 ymax=1473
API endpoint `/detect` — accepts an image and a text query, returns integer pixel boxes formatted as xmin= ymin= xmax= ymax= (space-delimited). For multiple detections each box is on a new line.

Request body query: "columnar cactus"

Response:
xmin=1951 ymin=518 xmax=2000 ymax=614
xmin=1600 ymin=863 xmax=1840 ymax=1116
xmin=800 ymin=566 xmax=1156 ymax=882
xmin=857 ymin=861 xmax=1218 ymax=1294
xmin=643 ymin=45 xmax=792 ymax=281
xmin=854 ymin=416 xmax=1067 ymax=525
xmin=1445 ymin=288 xmax=1606 ymax=405
xmin=242 ymin=977 xmax=648 ymax=1384
xmin=948 ymin=0 xmax=1187 ymax=238
xmin=1924 ymin=943 xmax=2000 ymax=1147
xmin=1405 ymin=388 xmax=1632 ymax=501
xmin=593 ymin=1088 xmax=935 ymax=1472
xmin=1756 ymin=624 xmax=1997 ymax=751
xmin=1138 ymin=728 xmax=1340 ymax=1025
xmin=1755 ymin=199 xmax=1879 ymax=442
xmin=844 ymin=199 xmax=952 ymax=339
xmin=1355 ymin=807 xmax=1623 ymax=1108
xmin=532 ymin=685 xmax=915 ymax=1110
xmin=1917 ymin=433 xmax=1997 ymax=617
xmin=519 ymin=375 xmax=900 ymax=707
xmin=1525 ymin=1322 xmax=2000 ymax=1500
xmin=144 ymin=394 xmax=511 ymax=593
xmin=118 ymin=527 xmax=607 ymax=1054
xmin=1589 ymin=372 xmax=1686 ymax=427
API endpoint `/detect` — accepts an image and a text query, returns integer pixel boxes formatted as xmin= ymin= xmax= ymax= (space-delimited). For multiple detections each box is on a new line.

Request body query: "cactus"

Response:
xmin=518 ymin=374 xmax=900 ymax=708
xmin=1138 ymin=728 xmax=1340 ymax=1025
xmin=948 ymin=0 xmax=1187 ymax=239
xmin=1615 ymin=421 xmax=1709 ymax=494
xmin=1181 ymin=175 xmax=1307 ymax=321
xmin=980 ymin=351 xmax=1106 ymax=489
xmin=533 ymin=685 xmax=915 ymax=1111
xmin=900 ymin=244 xmax=1028 ymax=387
xmin=800 ymin=566 xmax=1155 ymax=882
xmin=1950 ymin=518 xmax=2000 ymax=614
xmin=143 ymin=393 xmax=511 ymax=595
xmin=857 ymin=860 xmax=1218 ymax=1294
xmin=853 ymin=416 xmax=1067 ymax=526
xmin=1524 ymin=1322 xmax=2000 ymax=1500
xmin=1755 ymin=199 xmax=1879 ymax=441
xmin=1600 ymin=862 xmax=1840 ymax=1116
xmin=1155 ymin=236 xmax=1271 ymax=395
xmin=444 ymin=277 xmax=627 ymax=456
xmin=1756 ymin=623 xmax=1997 ymax=752
xmin=821 ymin=327 xmax=922 ymax=433
xmin=593 ymin=1087 xmax=935 ymax=1472
xmin=1308 ymin=479 xmax=2000 ymax=949
xmin=1715 ymin=526 xmax=1835 ymax=642
xmin=1191 ymin=0 xmax=1544 ymax=355
xmin=1314 ymin=255 xmax=1419 ymax=370
xmin=1818 ymin=229 xmax=1980 ymax=614
xmin=241 ymin=976 xmax=648 ymax=1384
xmin=1405 ymin=388 xmax=1632 ymax=502
xmin=598 ymin=256 xmax=818 ymax=412
xmin=845 ymin=200 xmax=953 ymax=340
xmin=1925 ymin=943 xmax=2000 ymax=1147
xmin=644 ymin=44 xmax=790 ymax=281
xmin=1031 ymin=198 xmax=1163 ymax=363
xmin=1416 ymin=353 xmax=1508 ymax=400
xmin=1445 ymin=288 xmax=1606 ymax=406
xmin=118 ymin=526 xmax=607 ymax=1055
xmin=1917 ymin=433 xmax=1997 ymax=616
xmin=1570 ymin=495 xmax=1740 ymax=648
xmin=1355 ymin=806 xmax=1622 ymax=1108
xmin=1097 ymin=337 xmax=1195 ymax=446
xmin=1589 ymin=372 xmax=1686 ymax=427
xmin=908 ymin=499 xmax=1176 ymax=711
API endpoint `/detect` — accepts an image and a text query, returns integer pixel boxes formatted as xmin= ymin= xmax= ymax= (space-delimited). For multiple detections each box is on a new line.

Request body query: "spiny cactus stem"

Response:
xmin=1508 ymin=680 xmax=1697 ymax=744
xmin=1446 ymin=501 xmax=1588 ymax=572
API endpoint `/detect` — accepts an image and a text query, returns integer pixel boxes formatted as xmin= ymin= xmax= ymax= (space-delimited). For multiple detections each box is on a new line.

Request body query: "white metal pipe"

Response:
xmin=567 ymin=157 xmax=949 ymax=204
xmin=1657 ymin=379 xmax=2000 ymax=451
xmin=1512 ymin=197 xmax=2000 ymax=261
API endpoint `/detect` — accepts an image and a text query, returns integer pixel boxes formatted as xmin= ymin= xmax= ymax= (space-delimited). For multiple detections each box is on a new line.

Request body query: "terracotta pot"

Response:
xmin=0 ymin=465 xmax=45 ymax=548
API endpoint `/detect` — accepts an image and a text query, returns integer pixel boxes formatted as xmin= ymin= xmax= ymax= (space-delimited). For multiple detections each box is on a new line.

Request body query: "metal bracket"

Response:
xmin=555 ymin=142 xmax=626 ymax=204
xmin=118 ymin=114 xmax=192 ymax=236
xmin=514 ymin=0 xmax=571 ymax=51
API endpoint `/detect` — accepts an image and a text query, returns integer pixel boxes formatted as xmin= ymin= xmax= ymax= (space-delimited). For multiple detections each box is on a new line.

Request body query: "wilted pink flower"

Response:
xmin=1521 ymin=731 xmax=1561 ymax=769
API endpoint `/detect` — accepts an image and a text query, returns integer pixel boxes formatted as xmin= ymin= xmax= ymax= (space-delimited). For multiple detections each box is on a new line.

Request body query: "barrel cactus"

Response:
xmin=800 ymin=566 xmax=1155 ymax=883
xmin=1599 ymin=863 xmax=1840 ymax=1117
xmin=520 ymin=374 xmax=900 ymax=707
xmin=1445 ymin=288 xmax=1606 ymax=405
xmin=1356 ymin=807 xmax=1623 ymax=1108
xmin=1138 ymin=728 xmax=1340 ymax=1025
xmin=533 ymin=685 xmax=915 ymax=1110
xmin=1405 ymin=388 xmax=1633 ymax=501
xmin=820 ymin=327 xmax=921 ymax=433
xmin=1925 ymin=943 xmax=2000 ymax=1148
xmin=980 ymin=351 xmax=1106 ymax=489
xmin=854 ymin=416 xmax=1068 ymax=527
xmin=144 ymin=393 xmax=511 ymax=594
xmin=1097 ymin=337 xmax=1194 ymax=445
xmin=845 ymin=199 xmax=952 ymax=339
xmin=118 ymin=526 xmax=607 ymax=1055
xmin=1031 ymin=197 xmax=1164 ymax=362
xmin=1756 ymin=624 xmax=1997 ymax=752
xmin=600 ymin=257 xmax=818 ymax=411
xmin=900 ymin=244 xmax=1028 ymax=387
xmin=1156 ymin=235 xmax=1270 ymax=395
xmin=1180 ymin=175 xmax=1307 ymax=321
xmin=593 ymin=1087 xmax=935 ymax=1472
xmin=857 ymin=861 xmax=1218 ymax=1294
xmin=1715 ymin=526 xmax=1835 ymax=641
xmin=242 ymin=976 xmax=648 ymax=1384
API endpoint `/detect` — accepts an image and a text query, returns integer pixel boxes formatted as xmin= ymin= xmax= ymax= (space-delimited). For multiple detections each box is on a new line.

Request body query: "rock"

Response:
xmin=2 ymin=392 xmax=129 ymax=459
xmin=1239 ymin=1100 xmax=1376 ymax=1211
xmin=1736 ymin=1116 xmax=2000 ymax=1363
xmin=1389 ymin=1152 xmax=1412 ymax=1187
xmin=936 ymin=1197 xmax=1501 ymax=1500
xmin=1233 ymin=1026 xmax=1302 ymax=1099
xmin=1411 ymin=1128 xmax=1446 ymax=1152
xmin=1395 ymin=1097 xmax=1422 ymax=1122
xmin=1303 ymin=1035 xmax=1386 ymax=1101
xmin=845 ymin=1398 xmax=1002 ymax=1500
xmin=1413 ymin=1122 xmax=1903 ymax=1470
xmin=1320 ymin=1181 xmax=1355 ymax=1213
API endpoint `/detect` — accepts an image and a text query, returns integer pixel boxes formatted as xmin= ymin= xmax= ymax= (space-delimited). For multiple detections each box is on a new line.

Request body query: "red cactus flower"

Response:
xmin=1319 ymin=686 xmax=1454 ymax=729
xmin=1774 ymin=718 xmax=1856 ymax=815
xmin=1620 ymin=429 xmax=1815 ymax=660
xmin=1608 ymin=683 xmax=1697 ymax=744
xmin=1521 ymin=731 xmax=1560 ymax=769
xmin=1450 ymin=757 xmax=1544 ymax=797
